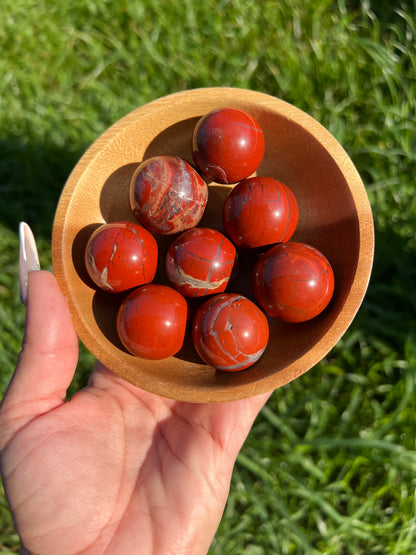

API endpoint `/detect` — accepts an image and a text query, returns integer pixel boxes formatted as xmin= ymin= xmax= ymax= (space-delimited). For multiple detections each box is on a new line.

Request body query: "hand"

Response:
xmin=0 ymin=267 xmax=270 ymax=555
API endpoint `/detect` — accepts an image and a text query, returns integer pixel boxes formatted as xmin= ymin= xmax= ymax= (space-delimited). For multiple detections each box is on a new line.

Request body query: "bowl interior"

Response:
xmin=52 ymin=88 xmax=374 ymax=402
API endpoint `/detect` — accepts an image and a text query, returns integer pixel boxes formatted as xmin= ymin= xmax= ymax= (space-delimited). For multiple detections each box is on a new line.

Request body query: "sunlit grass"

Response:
xmin=1 ymin=0 xmax=415 ymax=552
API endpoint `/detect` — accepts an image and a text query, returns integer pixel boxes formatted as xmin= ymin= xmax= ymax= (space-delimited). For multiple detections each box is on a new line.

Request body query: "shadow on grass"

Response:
xmin=0 ymin=136 xmax=87 ymax=238
xmin=352 ymin=224 xmax=416 ymax=350
xmin=346 ymin=0 xmax=415 ymax=25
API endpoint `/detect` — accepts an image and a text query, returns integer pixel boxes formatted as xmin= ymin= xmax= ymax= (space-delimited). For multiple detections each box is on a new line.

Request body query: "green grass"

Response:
xmin=1 ymin=0 xmax=416 ymax=552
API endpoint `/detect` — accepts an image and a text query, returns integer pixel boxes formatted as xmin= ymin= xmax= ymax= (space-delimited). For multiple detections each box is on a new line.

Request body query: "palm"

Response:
xmin=1 ymin=271 xmax=269 ymax=554
xmin=1 ymin=362 xmax=268 ymax=555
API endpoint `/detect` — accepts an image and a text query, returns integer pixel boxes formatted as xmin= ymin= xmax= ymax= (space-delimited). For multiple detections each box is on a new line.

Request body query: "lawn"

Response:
xmin=1 ymin=0 xmax=416 ymax=553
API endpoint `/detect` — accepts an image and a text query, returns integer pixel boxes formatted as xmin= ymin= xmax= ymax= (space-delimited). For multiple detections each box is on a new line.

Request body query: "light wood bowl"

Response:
xmin=52 ymin=87 xmax=374 ymax=403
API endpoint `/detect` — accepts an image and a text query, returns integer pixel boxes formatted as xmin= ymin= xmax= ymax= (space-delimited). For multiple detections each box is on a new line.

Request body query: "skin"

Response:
xmin=0 ymin=271 xmax=270 ymax=555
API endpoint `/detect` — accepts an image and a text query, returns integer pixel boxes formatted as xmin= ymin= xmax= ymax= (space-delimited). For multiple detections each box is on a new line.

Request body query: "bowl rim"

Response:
xmin=52 ymin=87 xmax=375 ymax=402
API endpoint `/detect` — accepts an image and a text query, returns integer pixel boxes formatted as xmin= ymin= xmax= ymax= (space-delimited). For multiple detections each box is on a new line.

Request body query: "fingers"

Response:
xmin=0 ymin=270 xmax=79 ymax=429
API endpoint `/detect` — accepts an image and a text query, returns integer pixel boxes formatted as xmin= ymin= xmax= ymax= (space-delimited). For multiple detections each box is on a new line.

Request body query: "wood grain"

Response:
xmin=52 ymin=87 xmax=374 ymax=402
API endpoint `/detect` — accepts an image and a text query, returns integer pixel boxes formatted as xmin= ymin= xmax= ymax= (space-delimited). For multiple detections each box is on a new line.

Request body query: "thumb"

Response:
xmin=0 ymin=267 xmax=79 ymax=435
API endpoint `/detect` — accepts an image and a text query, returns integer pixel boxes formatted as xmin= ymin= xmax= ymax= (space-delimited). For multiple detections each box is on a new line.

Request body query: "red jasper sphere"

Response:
xmin=253 ymin=242 xmax=335 ymax=323
xmin=192 ymin=108 xmax=265 ymax=184
xmin=85 ymin=221 xmax=158 ymax=293
xmin=117 ymin=284 xmax=188 ymax=359
xmin=130 ymin=155 xmax=208 ymax=235
xmin=166 ymin=227 xmax=236 ymax=297
xmin=192 ymin=293 xmax=269 ymax=371
xmin=222 ymin=176 xmax=299 ymax=248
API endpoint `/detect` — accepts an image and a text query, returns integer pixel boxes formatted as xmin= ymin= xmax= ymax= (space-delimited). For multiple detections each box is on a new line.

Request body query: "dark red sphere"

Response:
xmin=222 ymin=176 xmax=299 ymax=248
xmin=117 ymin=284 xmax=188 ymax=359
xmin=84 ymin=221 xmax=158 ymax=293
xmin=130 ymin=155 xmax=208 ymax=235
xmin=192 ymin=108 xmax=265 ymax=184
xmin=166 ymin=227 xmax=236 ymax=297
xmin=192 ymin=293 xmax=269 ymax=371
xmin=253 ymin=242 xmax=335 ymax=323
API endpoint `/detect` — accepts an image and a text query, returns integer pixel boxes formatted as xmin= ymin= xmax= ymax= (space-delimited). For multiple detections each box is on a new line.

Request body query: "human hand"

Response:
xmin=0 ymin=224 xmax=270 ymax=555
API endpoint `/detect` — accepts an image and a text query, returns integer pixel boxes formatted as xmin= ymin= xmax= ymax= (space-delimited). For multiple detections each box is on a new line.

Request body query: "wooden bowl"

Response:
xmin=52 ymin=87 xmax=374 ymax=403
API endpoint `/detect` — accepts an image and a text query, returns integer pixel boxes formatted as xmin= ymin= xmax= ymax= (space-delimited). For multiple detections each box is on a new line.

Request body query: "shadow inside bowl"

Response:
xmin=92 ymin=289 xmax=129 ymax=353
xmin=72 ymin=223 xmax=103 ymax=288
xmin=100 ymin=162 xmax=140 ymax=223
xmin=143 ymin=116 xmax=201 ymax=163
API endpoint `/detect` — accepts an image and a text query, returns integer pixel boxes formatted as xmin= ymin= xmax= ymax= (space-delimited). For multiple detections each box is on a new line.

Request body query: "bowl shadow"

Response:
xmin=143 ymin=116 xmax=201 ymax=163
xmin=100 ymin=162 xmax=140 ymax=223
xmin=72 ymin=223 xmax=102 ymax=288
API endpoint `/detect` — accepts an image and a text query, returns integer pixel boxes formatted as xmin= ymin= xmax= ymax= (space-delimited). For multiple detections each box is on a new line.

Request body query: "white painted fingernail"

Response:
xmin=19 ymin=222 xmax=40 ymax=306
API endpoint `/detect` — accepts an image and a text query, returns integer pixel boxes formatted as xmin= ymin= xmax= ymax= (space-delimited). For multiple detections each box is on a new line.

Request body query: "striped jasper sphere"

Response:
xmin=130 ymin=155 xmax=208 ymax=235
xmin=222 ymin=176 xmax=298 ymax=248
xmin=192 ymin=293 xmax=269 ymax=371
xmin=166 ymin=227 xmax=236 ymax=297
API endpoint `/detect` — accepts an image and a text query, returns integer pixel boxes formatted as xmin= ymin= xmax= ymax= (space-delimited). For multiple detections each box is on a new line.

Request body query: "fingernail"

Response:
xmin=19 ymin=222 xmax=40 ymax=306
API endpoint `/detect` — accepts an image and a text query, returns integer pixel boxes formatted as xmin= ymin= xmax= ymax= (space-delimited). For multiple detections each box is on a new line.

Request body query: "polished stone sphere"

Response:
xmin=192 ymin=293 xmax=269 ymax=371
xmin=130 ymin=155 xmax=208 ymax=234
xmin=253 ymin=242 xmax=335 ymax=322
xmin=192 ymin=107 xmax=265 ymax=184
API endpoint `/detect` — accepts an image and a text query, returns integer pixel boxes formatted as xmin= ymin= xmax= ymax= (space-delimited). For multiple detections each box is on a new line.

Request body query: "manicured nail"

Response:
xmin=19 ymin=222 xmax=40 ymax=306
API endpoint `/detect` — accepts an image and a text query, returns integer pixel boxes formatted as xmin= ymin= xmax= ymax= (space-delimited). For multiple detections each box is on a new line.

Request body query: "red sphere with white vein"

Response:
xmin=130 ymin=155 xmax=208 ymax=235
xmin=166 ymin=228 xmax=236 ymax=297
xmin=84 ymin=221 xmax=158 ymax=293
xmin=192 ymin=293 xmax=269 ymax=371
